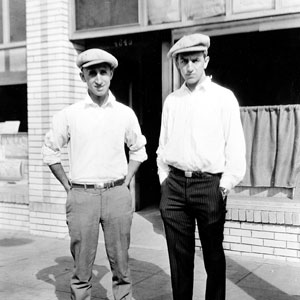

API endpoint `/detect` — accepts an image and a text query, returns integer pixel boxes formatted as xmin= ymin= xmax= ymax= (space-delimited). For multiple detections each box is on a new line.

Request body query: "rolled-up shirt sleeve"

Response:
xmin=42 ymin=110 xmax=69 ymax=165
xmin=156 ymin=152 xmax=170 ymax=184
xmin=125 ymin=111 xmax=147 ymax=163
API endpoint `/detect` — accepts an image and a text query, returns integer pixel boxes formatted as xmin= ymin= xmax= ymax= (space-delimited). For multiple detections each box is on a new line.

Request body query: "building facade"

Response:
xmin=0 ymin=0 xmax=300 ymax=261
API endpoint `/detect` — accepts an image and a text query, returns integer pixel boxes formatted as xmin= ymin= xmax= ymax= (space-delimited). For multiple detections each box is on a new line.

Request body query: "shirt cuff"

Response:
xmin=129 ymin=148 xmax=147 ymax=163
xmin=158 ymin=170 xmax=169 ymax=185
xmin=42 ymin=145 xmax=61 ymax=165
xmin=220 ymin=174 xmax=235 ymax=191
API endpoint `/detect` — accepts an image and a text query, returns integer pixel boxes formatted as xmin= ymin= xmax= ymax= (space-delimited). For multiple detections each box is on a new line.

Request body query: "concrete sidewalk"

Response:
xmin=0 ymin=206 xmax=300 ymax=300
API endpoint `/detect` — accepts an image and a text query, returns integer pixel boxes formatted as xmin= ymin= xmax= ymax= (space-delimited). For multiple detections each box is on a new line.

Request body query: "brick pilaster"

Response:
xmin=26 ymin=0 xmax=85 ymax=237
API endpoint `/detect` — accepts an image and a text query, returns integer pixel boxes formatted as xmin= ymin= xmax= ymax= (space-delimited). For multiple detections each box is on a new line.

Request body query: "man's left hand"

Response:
xmin=219 ymin=187 xmax=229 ymax=200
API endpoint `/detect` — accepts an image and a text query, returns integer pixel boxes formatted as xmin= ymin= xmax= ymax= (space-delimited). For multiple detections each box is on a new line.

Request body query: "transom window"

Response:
xmin=0 ymin=0 xmax=26 ymax=44
xmin=0 ymin=0 xmax=26 ymax=85
xmin=75 ymin=0 xmax=139 ymax=30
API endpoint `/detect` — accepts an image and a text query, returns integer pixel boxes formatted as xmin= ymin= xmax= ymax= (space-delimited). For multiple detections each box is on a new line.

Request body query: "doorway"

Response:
xmin=87 ymin=31 xmax=167 ymax=210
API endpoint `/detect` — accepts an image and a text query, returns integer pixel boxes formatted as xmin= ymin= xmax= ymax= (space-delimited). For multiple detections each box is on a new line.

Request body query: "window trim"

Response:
xmin=69 ymin=0 xmax=300 ymax=41
xmin=0 ymin=41 xmax=25 ymax=50
xmin=2 ymin=0 xmax=9 ymax=44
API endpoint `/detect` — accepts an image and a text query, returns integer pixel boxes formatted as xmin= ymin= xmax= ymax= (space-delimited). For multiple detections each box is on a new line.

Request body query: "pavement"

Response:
xmin=0 ymin=205 xmax=300 ymax=300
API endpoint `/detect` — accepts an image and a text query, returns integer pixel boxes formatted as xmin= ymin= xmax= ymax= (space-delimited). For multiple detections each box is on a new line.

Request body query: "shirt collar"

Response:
xmin=83 ymin=90 xmax=116 ymax=108
xmin=182 ymin=75 xmax=212 ymax=92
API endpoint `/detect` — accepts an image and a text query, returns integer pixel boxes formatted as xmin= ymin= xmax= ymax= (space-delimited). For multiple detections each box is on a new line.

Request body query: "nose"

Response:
xmin=186 ymin=60 xmax=193 ymax=71
xmin=95 ymin=72 xmax=102 ymax=83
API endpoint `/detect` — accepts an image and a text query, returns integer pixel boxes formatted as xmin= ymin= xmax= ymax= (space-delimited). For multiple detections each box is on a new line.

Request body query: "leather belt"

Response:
xmin=169 ymin=165 xmax=221 ymax=179
xmin=71 ymin=178 xmax=125 ymax=190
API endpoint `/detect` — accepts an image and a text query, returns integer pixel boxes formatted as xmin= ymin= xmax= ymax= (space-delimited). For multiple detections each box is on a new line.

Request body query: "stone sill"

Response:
xmin=227 ymin=195 xmax=300 ymax=225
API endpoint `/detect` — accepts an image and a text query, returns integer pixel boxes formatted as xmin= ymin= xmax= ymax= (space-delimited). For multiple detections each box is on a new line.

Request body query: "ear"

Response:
xmin=175 ymin=57 xmax=180 ymax=70
xmin=79 ymin=71 xmax=86 ymax=82
xmin=204 ymin=56 xmax=210 ymax=69
xmin=110 ymin=68 xmax=114 ymax=79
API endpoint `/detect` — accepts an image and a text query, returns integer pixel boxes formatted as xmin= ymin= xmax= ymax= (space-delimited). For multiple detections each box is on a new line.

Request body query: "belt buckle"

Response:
xmin=94 ymin=183 xmax=105 ymax=189
xmin=95 ymin=181 xmax=115 ymax=189
xmin=184 ymin=171 xmax=193 ymax=178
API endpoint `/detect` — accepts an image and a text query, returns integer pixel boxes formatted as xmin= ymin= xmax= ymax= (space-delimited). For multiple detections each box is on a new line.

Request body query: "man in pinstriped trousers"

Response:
xmin=156 ymin=33 xmax=246 ymax=300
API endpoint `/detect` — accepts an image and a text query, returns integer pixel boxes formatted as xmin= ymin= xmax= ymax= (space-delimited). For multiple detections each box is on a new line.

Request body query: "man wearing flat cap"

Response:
xmin=157 ymin=33 xmax=246 ymax=300
xmin=42 ymin=48 xmax=147 ymax=300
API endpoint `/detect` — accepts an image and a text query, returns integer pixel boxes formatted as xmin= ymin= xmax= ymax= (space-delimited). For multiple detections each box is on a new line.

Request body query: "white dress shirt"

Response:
xmin=157 ymin=77 xmax=246 ymax=190
xmin=42 ymin=91 xmax=147 ymax=184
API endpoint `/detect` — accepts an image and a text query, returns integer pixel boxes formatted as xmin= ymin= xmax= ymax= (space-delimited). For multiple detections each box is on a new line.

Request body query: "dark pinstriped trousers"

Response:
xmin=160 ymin=171 xmax=226 ymax=300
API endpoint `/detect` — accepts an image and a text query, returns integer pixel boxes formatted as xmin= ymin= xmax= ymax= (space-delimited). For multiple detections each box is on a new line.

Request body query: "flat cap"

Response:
xmin=167 ymin=33 xmax=210 ymax=58
xmin=76 ymin=48 xmax=118 ymax=69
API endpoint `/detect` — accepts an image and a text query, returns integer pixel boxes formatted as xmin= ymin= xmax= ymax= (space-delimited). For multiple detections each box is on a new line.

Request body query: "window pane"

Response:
xmin=147 ymin=0 xmax=180 ymax=25
xmin=185 ymin=0 xmax=225 ymax=20
xmin=10 ymin=0 xmax=26 ymax=42
xmin=0 ymin=48 xmax=27 ymax=85
xmin=0 ymin=0 xmax=3 ymax=43
xmin=75 ymin=0 xmax=139 ymax=30
xmin=9 ymin=47 xmax=26 ymax=71
xmin=0 ymin=50 xmax=5 ymax=71
xmin=232 ymin=0 xmax=274 ymax=13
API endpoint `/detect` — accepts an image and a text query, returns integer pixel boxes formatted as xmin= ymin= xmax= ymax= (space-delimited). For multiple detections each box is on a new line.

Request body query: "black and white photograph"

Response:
xmin=0 ymin=1 xmax=300 ymax=299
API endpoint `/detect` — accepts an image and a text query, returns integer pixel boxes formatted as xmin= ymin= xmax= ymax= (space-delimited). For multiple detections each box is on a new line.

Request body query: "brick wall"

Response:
xmin=0 ymin=203 xmax=29 ymax=231
xmin=26 ymin=0 xmax=85 ymax=238
xmin=223 ymin=221 xmax=300 ymax=262
xmin=196 ymin=197 xmax=300 ymax=262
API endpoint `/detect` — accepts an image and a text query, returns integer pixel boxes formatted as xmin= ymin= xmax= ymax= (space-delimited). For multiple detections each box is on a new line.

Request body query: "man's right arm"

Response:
xmin=49 ymin=163 xmax=71 ymax=193
xmin=42 ymin=109 xmax=70 ymax=191
xmin=156 ymin=99 xmax=170 ymax=185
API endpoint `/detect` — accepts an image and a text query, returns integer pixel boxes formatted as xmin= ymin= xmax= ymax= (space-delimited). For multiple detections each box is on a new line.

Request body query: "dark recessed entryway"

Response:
xmin=87 ymin=31 xmax=170 ymax=210
xmin=208 ymin=28 xmax=300 ymax=106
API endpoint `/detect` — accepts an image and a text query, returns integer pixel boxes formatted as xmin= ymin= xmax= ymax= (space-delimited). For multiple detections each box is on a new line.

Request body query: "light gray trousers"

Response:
xmin=66 ymin=185 xmax=133 ymax=300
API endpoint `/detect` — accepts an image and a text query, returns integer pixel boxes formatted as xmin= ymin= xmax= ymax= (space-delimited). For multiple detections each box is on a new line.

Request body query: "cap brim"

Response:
xmin=81 ymin=59 xmax=117 ymax=69
xmin=168 ymin=46 xmax=208 ymax=58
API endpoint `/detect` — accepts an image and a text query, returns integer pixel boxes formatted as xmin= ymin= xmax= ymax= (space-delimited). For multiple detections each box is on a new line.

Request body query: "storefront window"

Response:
xmin=9 ymin=0 xmax=26 ymax=42
xmin=0 ymin=85 xmax=27 ymax=132
xmin=75 ymin=0 xmax=139 ymax=30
